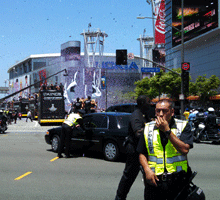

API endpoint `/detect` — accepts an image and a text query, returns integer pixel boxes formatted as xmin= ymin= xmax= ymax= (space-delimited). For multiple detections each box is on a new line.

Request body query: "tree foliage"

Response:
xmin=134 ymin=68 xmax=182 ymax=99
xmin=191 ymin=74 xmax=220 ymax=104
xmin=133 ymin=68 xmax=220 ymax=103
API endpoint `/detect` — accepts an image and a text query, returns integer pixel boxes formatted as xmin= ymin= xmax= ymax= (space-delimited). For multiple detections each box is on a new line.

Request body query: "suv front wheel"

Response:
xmin=103 ymin=141 xmax=119 ymax=161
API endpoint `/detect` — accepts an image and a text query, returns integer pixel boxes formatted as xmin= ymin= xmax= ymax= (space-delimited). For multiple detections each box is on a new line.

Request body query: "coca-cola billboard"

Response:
xmin=155 ymin=0 xmax=165 ymax=44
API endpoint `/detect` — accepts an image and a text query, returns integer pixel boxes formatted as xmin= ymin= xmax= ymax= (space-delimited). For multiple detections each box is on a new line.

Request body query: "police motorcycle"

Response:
xmin=194 ymin=108 xmax=220 ymax=143
xmin=0 ymin=110 xmax=8 ymax=134
xmin=0 ymin=120 xmax=7 ymax=134
xmin=191 ymin=109 xmax=205 ymax=142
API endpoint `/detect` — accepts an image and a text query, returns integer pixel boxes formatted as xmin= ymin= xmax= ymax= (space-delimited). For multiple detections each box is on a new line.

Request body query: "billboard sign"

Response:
xmin=61 ymin=47 xmax=80 ymax=61
xmin=153 ymin=47 xmax=165 ymax=69
xmin=155 ymin=0 xmax=166 ymax=44
xmin=9 ymin=75 xmax=30 ymax=100
xmin=172 ymin=0 xmax=218 ymax=47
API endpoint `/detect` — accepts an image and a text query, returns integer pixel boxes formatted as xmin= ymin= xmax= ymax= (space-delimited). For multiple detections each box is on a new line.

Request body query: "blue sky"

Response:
xmin=0 ymin=0 xmax=153 ymax=94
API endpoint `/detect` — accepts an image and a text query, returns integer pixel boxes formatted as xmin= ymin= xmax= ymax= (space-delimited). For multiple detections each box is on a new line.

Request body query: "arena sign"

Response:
xmin=95 ymin=61 xmax=139 ymax=70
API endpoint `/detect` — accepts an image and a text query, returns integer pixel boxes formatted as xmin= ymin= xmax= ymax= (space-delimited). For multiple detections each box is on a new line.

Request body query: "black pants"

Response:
xmin=115 ymin=143 xmax=140 ymax=200
xmin=58 ymin=124 xmax=72 ymax=157
xmin=144 ymin=172 xmax=190 ymax=200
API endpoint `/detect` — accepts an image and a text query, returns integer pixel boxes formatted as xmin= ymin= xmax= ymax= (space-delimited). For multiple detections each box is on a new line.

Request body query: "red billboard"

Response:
xmin=155 ymin=0 xmax=166 ymax=44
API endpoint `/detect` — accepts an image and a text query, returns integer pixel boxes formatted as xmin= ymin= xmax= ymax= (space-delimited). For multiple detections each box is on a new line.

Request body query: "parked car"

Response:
xmin=45 ymin=112 xmax=131 ymax=161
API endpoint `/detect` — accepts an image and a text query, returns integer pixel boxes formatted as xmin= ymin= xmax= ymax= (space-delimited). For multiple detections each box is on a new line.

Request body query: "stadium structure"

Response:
xmin=5 ymin=28 xmax=154 ymax=111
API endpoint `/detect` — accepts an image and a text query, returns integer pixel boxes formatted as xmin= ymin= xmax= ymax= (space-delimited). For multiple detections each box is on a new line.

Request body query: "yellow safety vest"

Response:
xmin=144 ymin=119 xmax=188 ymax=175
xmin=64 ymin=113 xmax=82 ymax=127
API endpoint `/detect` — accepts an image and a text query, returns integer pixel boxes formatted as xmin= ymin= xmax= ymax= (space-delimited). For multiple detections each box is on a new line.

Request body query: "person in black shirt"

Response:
xmin=115 ymin=95 xmax=150 ymax=200
xmin=73 ymin=97 xmax=82 ymax=113
xmin=12 ymin=109 xmax=18 ymax=124
xmin=205 ymin=107 xmax=218 ymax=135
xmin=90 ymin=99 xmax=97 ymax=113
xmin=137 ymin=99 xmax=193 ymax=200
xmin=84 ymin=96 xmax=91 ymax=114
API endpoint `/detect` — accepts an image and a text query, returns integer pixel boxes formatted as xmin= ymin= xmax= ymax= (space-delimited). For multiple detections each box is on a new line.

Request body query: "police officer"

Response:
xmin=137 ymin=99 xmax=193 ymax=200
xmin=57 ymin=109 xmax=85 ymax=158
xmin=205 ymin=107 xmax=218 ymax=135
xmin=0 ymin=110 xmax=7 ymax=127
xmin=115 ymin=95 xmax=150 ymax=200
xmin=196 ymin=107 xmax=205 ymax=124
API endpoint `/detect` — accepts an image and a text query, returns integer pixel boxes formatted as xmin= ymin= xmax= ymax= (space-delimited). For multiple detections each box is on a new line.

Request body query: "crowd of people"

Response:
xmin=0 ymin=109 xmax=19 ymax=125
xmin=68 ymin=96 xmax=98 ymax=115
xmin=0 ymin=108 xmax=33 ymax=126
xmin=39 ymin=82 xmax=64 ymax=91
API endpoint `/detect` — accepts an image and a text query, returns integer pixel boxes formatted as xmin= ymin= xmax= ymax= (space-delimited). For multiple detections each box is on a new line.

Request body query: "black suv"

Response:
xmin=45 ymin=112 xmax=131 ymax=161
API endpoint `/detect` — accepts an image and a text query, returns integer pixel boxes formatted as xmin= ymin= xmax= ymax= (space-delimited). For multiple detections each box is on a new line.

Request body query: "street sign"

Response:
xmin=179 ymin=94 xmax=184 ymax=100
xmin=181 ymin=62 xmax=190 ymax=71
xmin=141 ymin=67 xmax=160 ymax=73
xmin=128 ymin=53 xmax=134 ymax=59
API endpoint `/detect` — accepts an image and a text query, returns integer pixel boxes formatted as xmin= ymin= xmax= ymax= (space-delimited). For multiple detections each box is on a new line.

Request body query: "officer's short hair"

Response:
xmin=157 ymin=99 xmax=174 ymax=109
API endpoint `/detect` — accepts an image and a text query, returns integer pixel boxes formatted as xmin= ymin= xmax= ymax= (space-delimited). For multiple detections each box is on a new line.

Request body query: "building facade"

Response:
xmin=7 ymin=41 xmax=146 ymax=111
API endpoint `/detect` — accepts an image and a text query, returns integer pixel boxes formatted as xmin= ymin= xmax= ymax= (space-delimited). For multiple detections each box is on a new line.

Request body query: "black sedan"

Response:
xmin=45 ymin=112 xmax=131 ymax=161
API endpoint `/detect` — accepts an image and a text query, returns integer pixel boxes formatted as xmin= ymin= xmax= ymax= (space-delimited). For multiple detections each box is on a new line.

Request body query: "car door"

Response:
xmin=85 ymin=114 xmax=108 ymax=151
xmin=70 ymin=115 xmax=91 ymax=148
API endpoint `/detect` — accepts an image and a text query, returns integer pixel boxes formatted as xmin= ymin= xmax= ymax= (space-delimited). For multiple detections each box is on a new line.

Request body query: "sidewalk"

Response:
xmin=6 ymin=118 xmax=58 ymax=132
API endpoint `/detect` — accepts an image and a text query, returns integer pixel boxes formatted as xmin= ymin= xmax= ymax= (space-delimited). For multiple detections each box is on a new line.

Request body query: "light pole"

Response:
xmin=180 ymin=0 xmax=185 ymax=118
xmin=137 ymin=0 xmax=185 ymax=118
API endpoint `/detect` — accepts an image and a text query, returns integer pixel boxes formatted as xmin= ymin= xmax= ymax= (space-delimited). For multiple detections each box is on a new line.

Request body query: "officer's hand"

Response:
xmin=145 ymin=169 xmax=159 ymax=187
xmin=155 ymin=116 xmax=169 ymax=132
xmin=76 ymin=124 xmax=80 ymax=127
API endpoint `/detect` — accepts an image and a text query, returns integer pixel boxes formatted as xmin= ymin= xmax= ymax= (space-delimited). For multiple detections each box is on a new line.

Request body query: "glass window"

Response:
xmin=116 ymin=115 xmax=130 ymax=129
xmin=90 ymin=115 xmax=108 ymax=129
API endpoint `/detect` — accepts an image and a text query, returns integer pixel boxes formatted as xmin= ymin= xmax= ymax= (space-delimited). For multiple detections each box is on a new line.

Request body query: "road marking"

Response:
xmin=34 ymin=121 xmax=39 ymax=127
xmin=50 ymin=157 xmax=59 ymax=162
xmin=1 ymin=135 xmax=8 ymax=137
xmin=14 ymin=171 xmax=32 ymax=180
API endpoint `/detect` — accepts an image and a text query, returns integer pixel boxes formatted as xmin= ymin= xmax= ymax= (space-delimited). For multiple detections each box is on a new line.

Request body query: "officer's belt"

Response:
xmin=157 ymin=171 xmax=186 ymax=182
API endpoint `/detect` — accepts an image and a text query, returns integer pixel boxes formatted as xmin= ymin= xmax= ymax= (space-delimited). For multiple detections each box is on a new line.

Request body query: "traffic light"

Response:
xmin=181 ymin=70 xmax=189 ymax=95
xmin=116 ymin=49 xmax=127 ymax=65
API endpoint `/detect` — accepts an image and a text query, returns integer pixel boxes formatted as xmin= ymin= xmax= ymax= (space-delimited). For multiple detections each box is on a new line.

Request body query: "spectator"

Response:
xmin=26 ymin=110 xmax=33 ymax=122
